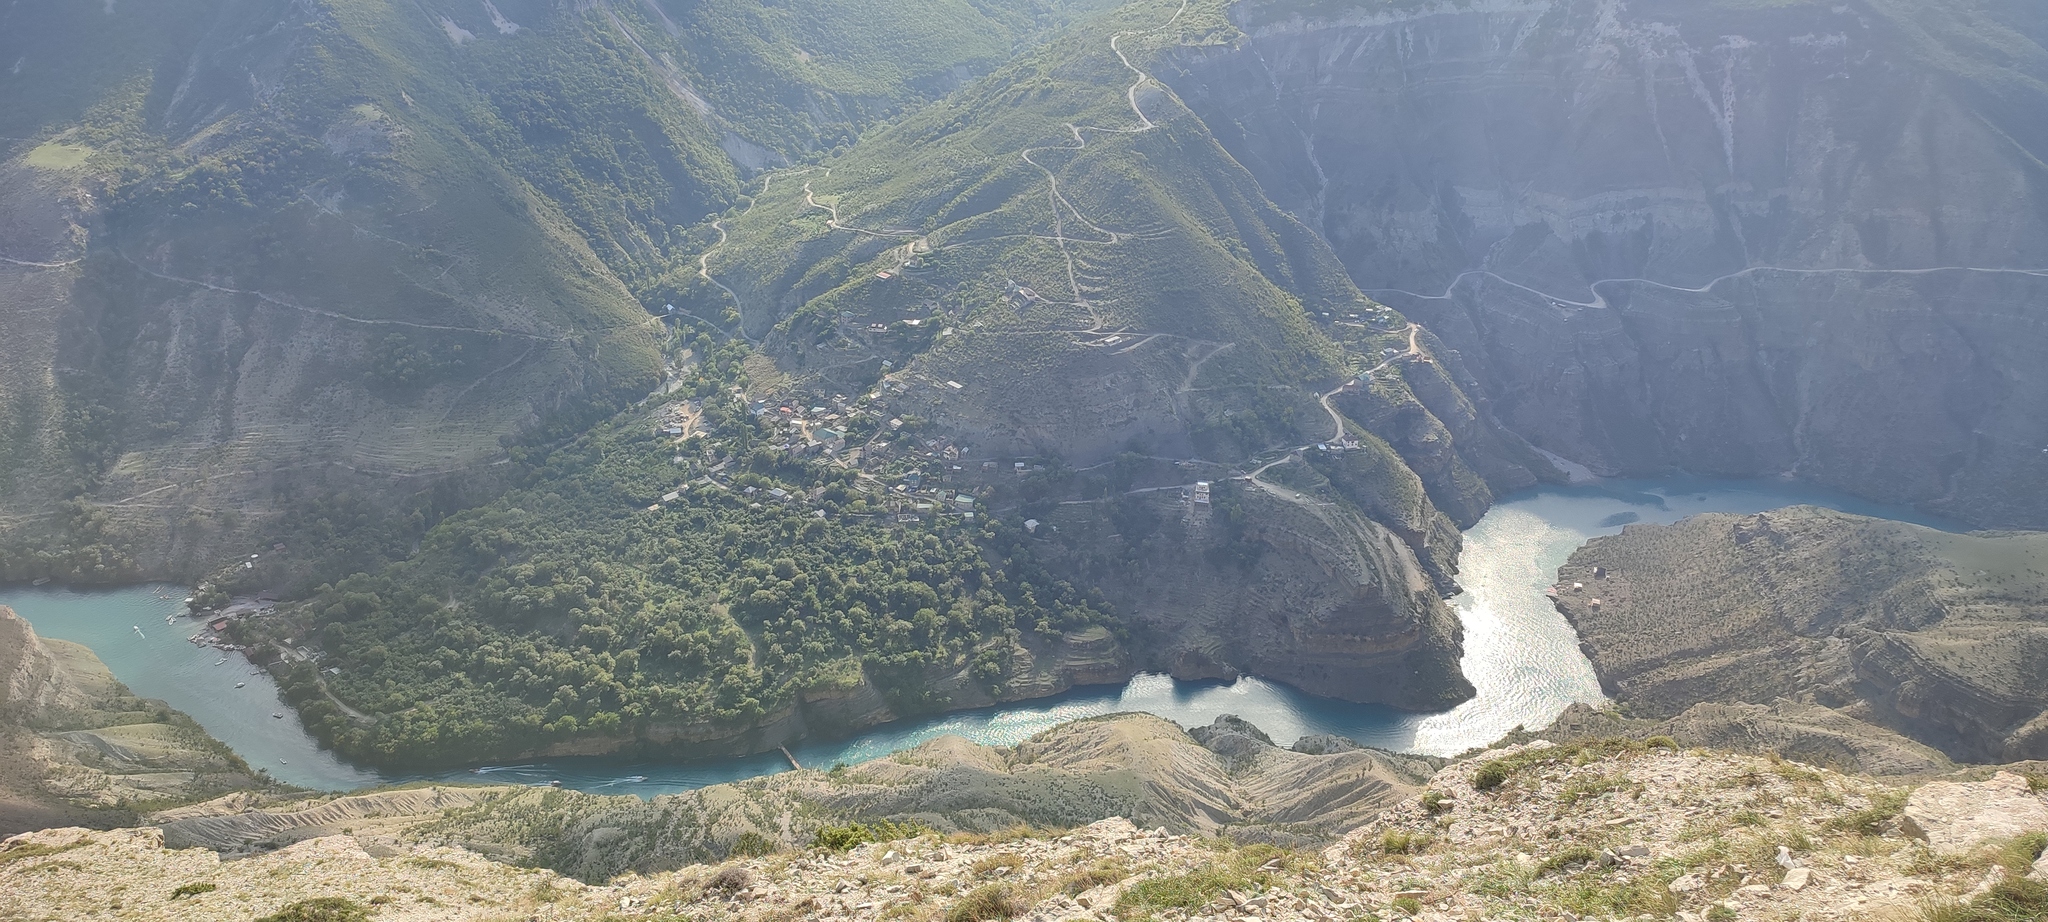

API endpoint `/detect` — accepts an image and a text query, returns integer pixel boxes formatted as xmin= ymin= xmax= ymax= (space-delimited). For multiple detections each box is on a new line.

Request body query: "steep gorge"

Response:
xmin=1165 ymin=0 xmax=2048 ymax=527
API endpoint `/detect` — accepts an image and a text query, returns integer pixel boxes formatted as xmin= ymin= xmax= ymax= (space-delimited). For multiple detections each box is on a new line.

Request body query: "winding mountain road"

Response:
xmin=1365 ymin=265 xmax=2048 ymax=313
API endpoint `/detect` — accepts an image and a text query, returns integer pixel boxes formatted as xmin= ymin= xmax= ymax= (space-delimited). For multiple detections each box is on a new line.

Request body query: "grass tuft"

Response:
xmin=946 ymin=884 xmax=1023 ymax=922
xmin=0 ymin=839 xmax=89 ymax=866
xmin=1924 ymin=877 xmax=2048 ymax=922
xmin=1380 ymin=829 xmax=1430 ymax=855
xmin=970 ymin=853 xmax=1025 ymax=876
xmin=254 ymin=898 xmax=370 ymax=922
xmin=1058 ymin=860 xmax=1128 ymax=895
xmin=1826 ymin=790 xmax=1908 ymax=837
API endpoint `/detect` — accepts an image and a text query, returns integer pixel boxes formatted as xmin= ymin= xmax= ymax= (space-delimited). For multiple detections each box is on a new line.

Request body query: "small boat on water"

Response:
xmin=213 ymin=658 xmax=227 ymax=666
xmin=131 ymin=626 xmax=145 ymax=638
xmin=234 ymin=682 xmax=246 ymax=689
xmin=31 ymin=577 xmax=49 ymax=586
xmin=272 ymin=712 xmax=283 ymax=719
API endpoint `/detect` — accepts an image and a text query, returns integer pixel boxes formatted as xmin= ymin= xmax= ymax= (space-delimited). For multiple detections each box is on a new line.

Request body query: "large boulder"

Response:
xmin=1900 ymin=772 xmax=2048 ymax=854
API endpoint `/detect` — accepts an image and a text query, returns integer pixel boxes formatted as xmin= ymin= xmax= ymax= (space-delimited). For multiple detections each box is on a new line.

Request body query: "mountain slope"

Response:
xmin=0 ymin=607 xmax=269 ymax=837
xmin=1163 ymin=0 xmax=2048 ymax=527
xmin=654 ymin=0 xmax=1555 ymax=723
xmin=1556 ymin=506 xmax=2048 ymax=763
xmin=200 ymin=0 xmax=1568 ymax=768
xmin=0 ymin=0 xmax=1103 ymax=581
xmin=156 ymin=714 xmax=1436 ymax=878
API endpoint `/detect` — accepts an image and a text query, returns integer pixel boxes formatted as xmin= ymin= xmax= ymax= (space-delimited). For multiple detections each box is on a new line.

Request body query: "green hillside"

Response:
xmin=208 ymin=0 xmax=1552 ymax=768
xmin=0 ymin=0 xmax=1099 ymax=580
xmin=683 ymin=0 xmax=1358 ymax=461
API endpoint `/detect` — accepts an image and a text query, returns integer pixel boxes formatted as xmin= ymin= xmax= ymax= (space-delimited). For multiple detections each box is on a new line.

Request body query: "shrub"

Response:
xmin=254 ymin=898 xmax=370 ymax=922
xmin=946 ymin=885 xmax=1022 ymax=922
xmin=1420 ymin=790 xmax=1449 ymax=815
xmin=703 ymin=866 xmax=751 ymax=893
xmin=813 ymin=818 xmax=924 ymax=852
xmin=728 ymin=831 xmax=777 ymax=858
xmin=1472 ymin=761 xmax=1511 ymax=792
xmin=1392 ymin=896 xmax=1423 ymax=915
xmin=170 ymin=882 xmax=217 ymax=899
xmin=1706 ymin=906 xmax=1737 ymax=922
xmin=1644 ymin=736 xmax=1678 ymax=750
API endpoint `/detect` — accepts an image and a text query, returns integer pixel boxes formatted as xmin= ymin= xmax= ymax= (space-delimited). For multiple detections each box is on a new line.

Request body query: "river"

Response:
xmin=0 ymin=476 xmax=1956 ymax=798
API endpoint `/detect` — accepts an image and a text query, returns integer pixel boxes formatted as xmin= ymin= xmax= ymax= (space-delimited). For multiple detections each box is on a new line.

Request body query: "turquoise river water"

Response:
xmin=0 ymin=476 xmax=1957 ymax=798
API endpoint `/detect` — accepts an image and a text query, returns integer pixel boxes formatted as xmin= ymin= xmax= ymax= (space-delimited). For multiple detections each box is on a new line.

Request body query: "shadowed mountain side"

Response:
xmin=1162 ymin=0 xmax=2048 ymax=529
xmin=154 ymin=713 xmax=1436 ymax=881
xmin=0 ymin=607 xmax=270 ymax=837
xmin=1170 ymin=0 xmax=2048 ymax=299
xmin=1386 ymin=270 xmax=2048 ymax=529
xmin=1032 ymin=483 xmax=1473 ymax=710
xmin=1554 ymin=507 xmax=2048 ymax=764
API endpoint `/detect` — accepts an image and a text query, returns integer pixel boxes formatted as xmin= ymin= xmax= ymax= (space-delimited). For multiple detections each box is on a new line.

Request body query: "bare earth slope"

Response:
xmin=152 ymin=714 xmax=1436 ymax=881
xmin=0 ymin=606 xmax=268 ymax=837
xmin=1555 ymin=506 xmax=2048 ymax=764
xmin=7 ymin=739 xmax=2046 ymax=922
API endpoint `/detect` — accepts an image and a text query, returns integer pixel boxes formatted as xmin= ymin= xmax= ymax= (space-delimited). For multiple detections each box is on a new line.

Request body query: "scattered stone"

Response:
xmin=2 ymin=747 xmax=2026 ymax=922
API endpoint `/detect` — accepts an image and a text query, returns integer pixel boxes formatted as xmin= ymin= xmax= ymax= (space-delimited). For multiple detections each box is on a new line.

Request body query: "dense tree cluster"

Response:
xmin=265 ymin=345 xmax=1113 ymax=767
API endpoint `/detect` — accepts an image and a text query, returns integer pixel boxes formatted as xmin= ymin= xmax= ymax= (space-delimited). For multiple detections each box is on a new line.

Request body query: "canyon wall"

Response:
xmin=1167 ymin=0 xmax=2048 ymax=525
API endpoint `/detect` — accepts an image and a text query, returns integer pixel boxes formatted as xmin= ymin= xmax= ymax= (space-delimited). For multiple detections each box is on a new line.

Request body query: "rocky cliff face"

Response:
xmin=1389 ymin=267 xmax=2048 ymax=528
xmin=1035 ymin=483 xmax=1475 ymax=711
xmin=1555 ymin=506 xmax=2048 ymax=764
xmin=1164 ymin=0 xmax=2048 ymax=527
xmin=1175 ymin=0 xmax=2048 ymax=297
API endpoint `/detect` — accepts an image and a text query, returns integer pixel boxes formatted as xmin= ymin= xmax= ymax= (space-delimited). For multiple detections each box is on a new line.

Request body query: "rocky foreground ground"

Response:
xmin=6 ymin=739 xmax=2045 ymax=922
